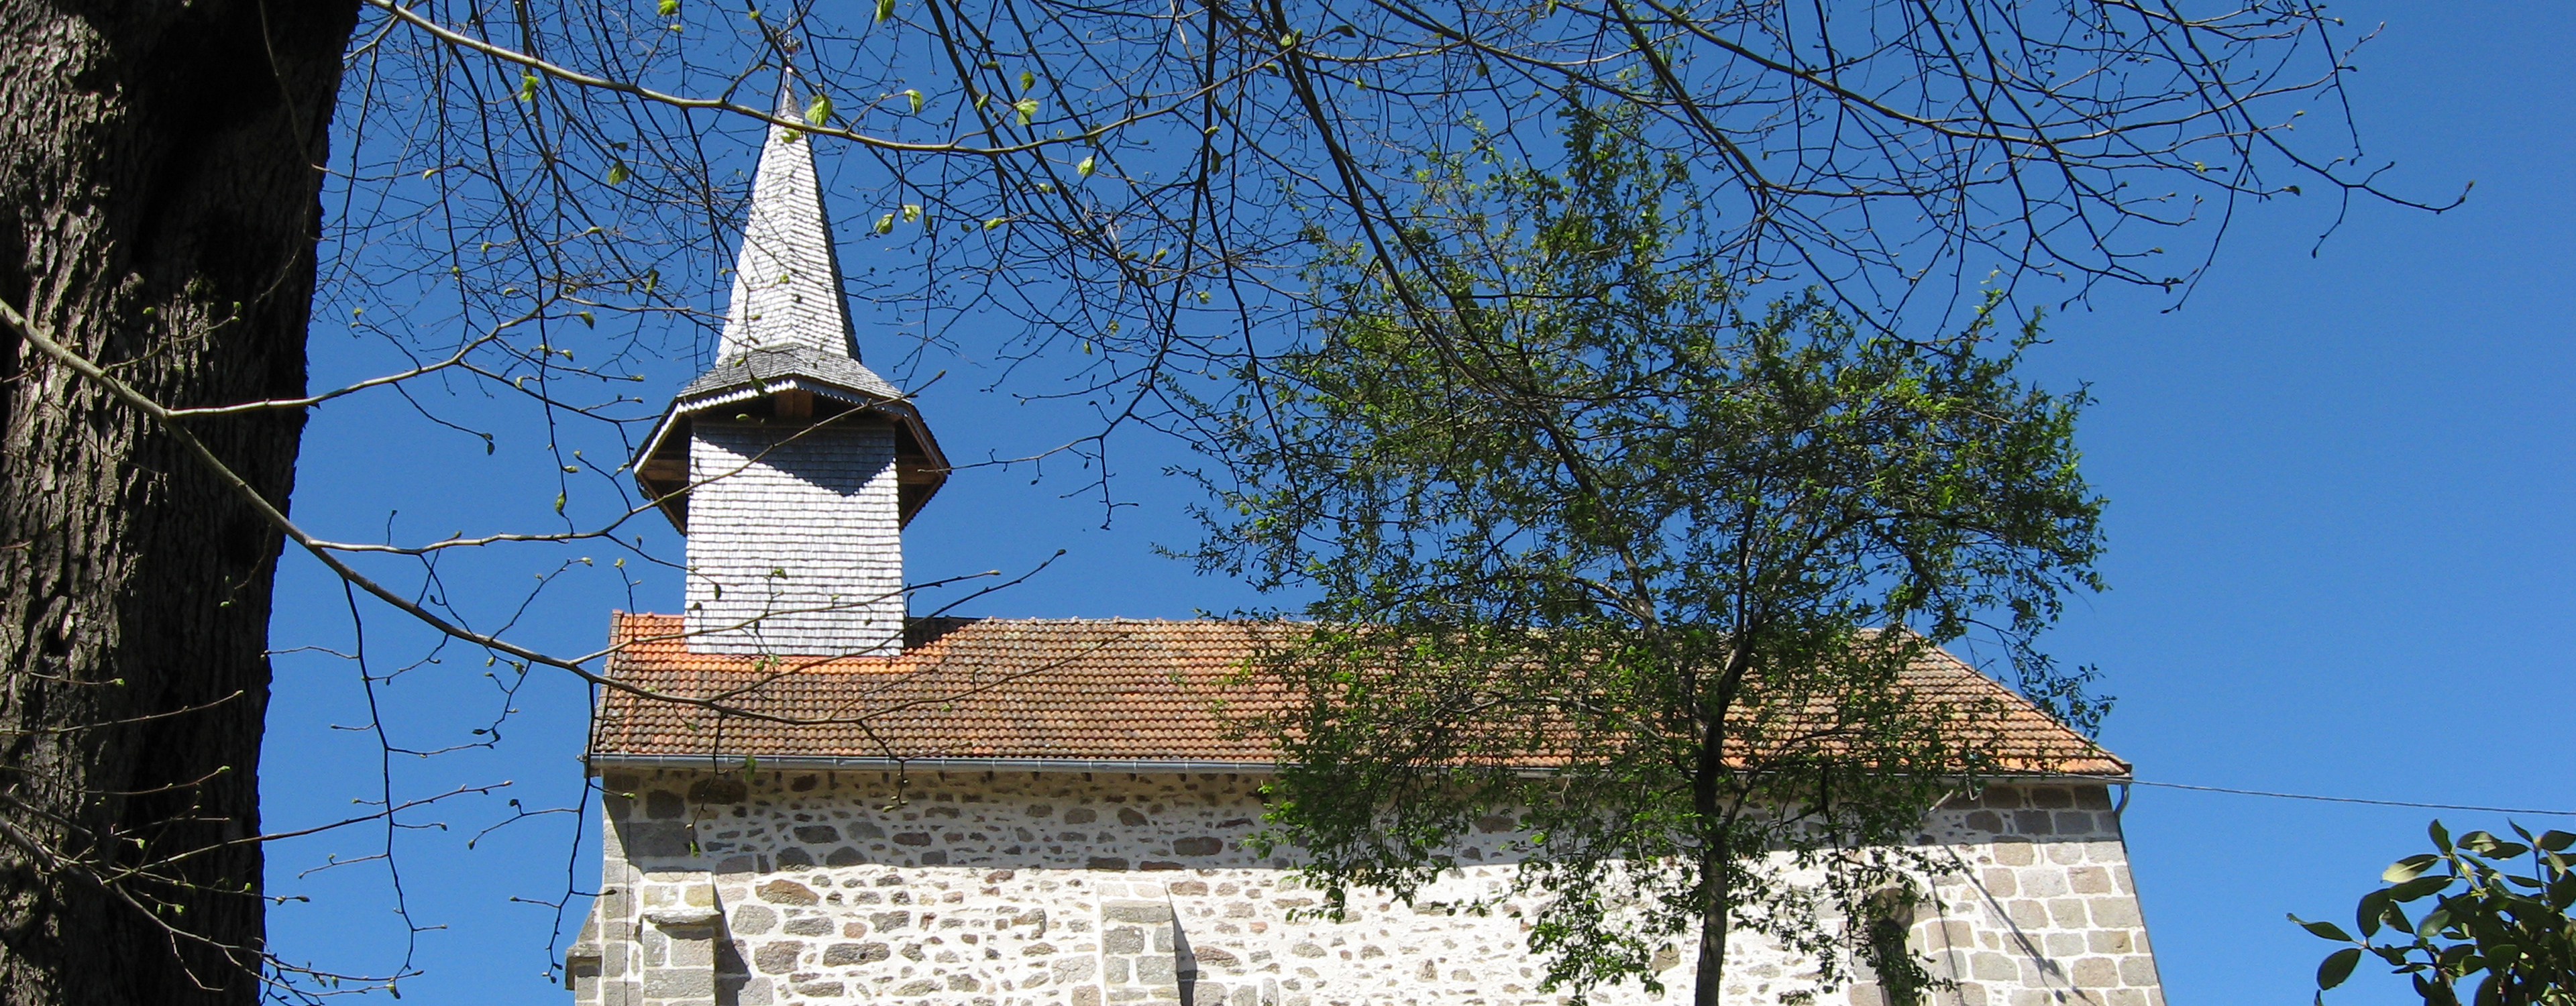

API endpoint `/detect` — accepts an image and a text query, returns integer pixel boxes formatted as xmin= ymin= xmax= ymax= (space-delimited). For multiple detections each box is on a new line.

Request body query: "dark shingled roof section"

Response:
xmin=590 ymin=612 xmax=2129 ymax=777
xmin=678 ymin=345 xmax=904 ymax=403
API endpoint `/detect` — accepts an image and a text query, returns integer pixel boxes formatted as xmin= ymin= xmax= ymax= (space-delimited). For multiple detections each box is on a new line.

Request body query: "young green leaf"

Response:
xmin=2290 ymin=915 xmax=2354 ymax=942
xmin=1013 ymin=98 xmax=1038 ymax=125
xmin=875 ymin=0 xmax=892 ymax=21
xmin=2386 ymin=854 xmax=2442 ymax=883
xmin=904 ymin=89 xmax=922 ymax=113
xmin=2414 ymin=906 xmax=2453 ymax=940
xmin=2357 ymin=889 xmax=2390 ymax=937
xmin=2317 ymin=947 xmax=2362 ymax=990
xmin=657 ymin=0 xmax=678 ymax=14
xmin=604 ymin=161 xmax=629 ymax=185
xmin=874 ymin=213 xmax=894 ymax=235
xmin=1077 ymin=155 xmax=1095 ymax=177
xmin=805 ymin=94 xmax=834 ymax=127
xmin=2390 ymin=875 xmax=2453 ymax=901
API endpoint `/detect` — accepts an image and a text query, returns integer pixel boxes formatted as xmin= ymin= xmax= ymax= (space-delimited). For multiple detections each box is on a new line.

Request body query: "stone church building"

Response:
xmin=566 ymin=96 xmax=2167 ymax=1006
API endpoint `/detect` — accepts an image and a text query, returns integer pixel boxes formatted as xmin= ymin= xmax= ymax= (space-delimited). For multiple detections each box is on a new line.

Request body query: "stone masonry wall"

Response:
xmin=684 ymin=421 xmax=904 ymax=657
xmin=567 ymin=770 xmax=2163 ymax=1006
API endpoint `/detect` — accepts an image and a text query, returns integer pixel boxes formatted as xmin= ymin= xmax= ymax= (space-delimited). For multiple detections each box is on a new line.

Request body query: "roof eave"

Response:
xmin=584 ymin=751 xmax=2133 ymax=783
xmin=626 ymin=375 xmax=951 ymax=533
xmin=588 ymin=753 xmax=1283 ymax=775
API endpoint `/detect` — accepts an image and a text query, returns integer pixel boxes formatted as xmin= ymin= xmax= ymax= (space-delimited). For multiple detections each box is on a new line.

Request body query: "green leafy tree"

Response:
xmin=2295 ymin=822 xmax=2576 ymax=1006
xmin=1183 ymin=104 xmax=2106 ymax=1006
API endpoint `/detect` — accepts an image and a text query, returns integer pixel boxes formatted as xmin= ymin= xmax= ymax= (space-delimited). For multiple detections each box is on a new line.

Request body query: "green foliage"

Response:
xmin=1182 ymin=102 xmax=2104 ymax=1002
xmin=2296 ymin=822 xmax=2576 ymax=1006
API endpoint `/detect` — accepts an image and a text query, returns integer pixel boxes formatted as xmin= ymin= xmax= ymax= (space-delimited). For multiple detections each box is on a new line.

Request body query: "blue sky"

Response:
xmin=259 ymin=3 xmax=2572 ymax=1002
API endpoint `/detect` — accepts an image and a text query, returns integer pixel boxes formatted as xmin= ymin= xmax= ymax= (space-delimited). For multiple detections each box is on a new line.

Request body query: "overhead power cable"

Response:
xmin=2103 ymin=777 xmax=2576 ymax=818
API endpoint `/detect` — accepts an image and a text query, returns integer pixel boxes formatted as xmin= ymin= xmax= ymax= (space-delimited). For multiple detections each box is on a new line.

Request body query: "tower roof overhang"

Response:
xmin=633 ymin=347 xmax=949 ymax=533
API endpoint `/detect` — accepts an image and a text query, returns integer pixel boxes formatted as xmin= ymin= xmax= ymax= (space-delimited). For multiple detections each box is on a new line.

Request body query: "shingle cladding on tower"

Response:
xmin=684 ymin=423 xmax=905 ymax=656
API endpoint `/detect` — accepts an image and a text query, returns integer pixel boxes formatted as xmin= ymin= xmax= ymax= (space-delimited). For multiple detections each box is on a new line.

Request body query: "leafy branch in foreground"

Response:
xmin=1181 ymin=101 xmax=2105 ymax=1006
xmin=2295 ymin=822 xmax=2576 ymax=1006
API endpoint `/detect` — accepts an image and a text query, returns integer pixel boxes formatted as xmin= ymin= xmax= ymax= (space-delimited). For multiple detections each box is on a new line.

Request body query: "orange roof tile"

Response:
xmin=590 ymin=612 xmax=2128 ymax=777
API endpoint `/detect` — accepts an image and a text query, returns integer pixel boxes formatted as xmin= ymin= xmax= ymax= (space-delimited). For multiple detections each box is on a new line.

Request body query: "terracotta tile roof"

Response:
xmin=590 ymin=612 xmax=2129 ymax=777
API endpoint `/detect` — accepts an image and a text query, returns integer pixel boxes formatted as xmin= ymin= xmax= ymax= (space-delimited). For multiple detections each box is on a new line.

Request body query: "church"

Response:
xmin=564 ymin=96 xmax=2169 ymax=1006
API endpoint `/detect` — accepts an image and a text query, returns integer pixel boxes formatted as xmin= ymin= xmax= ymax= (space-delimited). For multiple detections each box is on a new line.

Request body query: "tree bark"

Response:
xmin=1690 ymin=719 xmax=1731 ymax=1006
xmin=1692 ymin=829 xmax=1731 ymax=1006
xmin=1690 ymin=639 xmax=1754 ymax=1006
xmin=0 ymin=3 xmax=355 ymax=1003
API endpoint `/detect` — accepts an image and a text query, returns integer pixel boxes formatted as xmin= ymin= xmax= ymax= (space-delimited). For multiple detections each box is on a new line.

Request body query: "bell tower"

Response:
xmin=632 ymin=89 xmax=946 ymax=657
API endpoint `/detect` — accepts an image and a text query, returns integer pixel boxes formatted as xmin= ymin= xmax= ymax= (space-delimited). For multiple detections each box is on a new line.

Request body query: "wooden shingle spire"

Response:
xmin=716 ymin=83 xmax=861 ymax=361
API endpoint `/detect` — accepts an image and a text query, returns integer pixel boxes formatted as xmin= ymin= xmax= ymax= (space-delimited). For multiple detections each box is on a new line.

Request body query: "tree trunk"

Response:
xmin=1692 ymin=830 xmax=1731 ymax=1006
xmin=0 ymin=3 xmax=355 ymax=1003
xmin=1690 ymin=704 xmax=1733 ymax=1006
